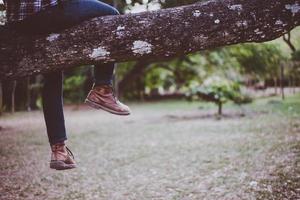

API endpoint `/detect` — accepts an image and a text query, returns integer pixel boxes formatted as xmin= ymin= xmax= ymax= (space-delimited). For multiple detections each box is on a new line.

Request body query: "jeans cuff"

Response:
xmin=94 ymin=79 xmax=113 ymax=86
xmin=49 ymin=137 xmax=67 ymax=146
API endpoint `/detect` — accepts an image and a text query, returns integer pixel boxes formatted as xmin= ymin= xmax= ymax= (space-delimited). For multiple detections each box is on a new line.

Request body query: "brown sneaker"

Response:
xmin=85 ymin=84 xmax=131 ymax=115
xmin=50 ymin=142 xmax=76 ymax=170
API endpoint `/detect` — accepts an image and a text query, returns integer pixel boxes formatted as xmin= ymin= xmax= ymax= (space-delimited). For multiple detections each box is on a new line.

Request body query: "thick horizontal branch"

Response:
xmin=0 ymin=0 xmax=300 ymax=80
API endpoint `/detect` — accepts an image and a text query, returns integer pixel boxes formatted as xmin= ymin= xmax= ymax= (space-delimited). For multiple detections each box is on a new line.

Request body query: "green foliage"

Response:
xmin=63 ymin=67 xmax=90 ymax=103
xmin=187 ymin=76 xmax=252 ymax=114
xmin=115 ymin=61 xmax=141 ymax=85
xmin=116 ymin=61 xmax=148 ymax=100
xmin=63 ymin=76 xmax=86 ymax=103
xmin=142 ymin=56 xmax=205 ymax=96
xmin=119 ymin=42 xmax=288 ymax=101
xmin=145 ymin=67 xmax=172 ymax=91
xmin=292 ymin=50 xmax=300 ymax=61
xmin=189 ymin=76 xmax=242 ymax=103
xmin=229 ymin=43 xmax=286 ymax=79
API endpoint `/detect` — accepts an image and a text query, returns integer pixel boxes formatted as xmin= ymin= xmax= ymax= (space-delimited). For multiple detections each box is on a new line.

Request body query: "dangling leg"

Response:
xmin=42 ymin=71 xmax=76 ymax=170
xmin=94 ymin=62 xmax=115 ymax=86
xmin=42 ymin=71 xmax=66 ymax=145
xmin=85 ymin=62 xmax=131 ymax=115
xmin=80 ymin=3 xmax=131 ymax=115
xmin=9 ymin=0 xmax=126 ymax=170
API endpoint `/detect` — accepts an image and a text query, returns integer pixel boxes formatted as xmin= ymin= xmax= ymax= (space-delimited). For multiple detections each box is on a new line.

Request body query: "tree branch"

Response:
xmin=0 ymin=0 xmax=300 ymax=80
xmin=283 ymin=32 xmax=297 ymax=52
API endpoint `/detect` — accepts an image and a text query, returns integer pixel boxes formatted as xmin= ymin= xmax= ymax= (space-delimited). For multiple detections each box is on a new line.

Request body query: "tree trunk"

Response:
xmin=292 ymin=76 xmax=296 ymax=94
xmin=274 ymin=77 xmax=278 ymax=95
xmin=26 ymin=77 xmax=31 ymax=111
xmin=283 ymin=32 xmax=297 ymax=53
xmin=118 ymin=61 xmax=151 ymax=97
xmin=280 ymin=63 xmax=285 ymax=100
xmin=11 ymin=80 xmax=16 ymax=113
xmin=218 ymin=102 xmax=223 ymax=116
xmin=288 ymin=75 xmax=292 ymax=93
xmin=0 ymin=0 xmax=299 ymax=80
xmin=283 ymin=31 xmax=297 ymax=95
xmin=0 ymin=81 xmax=2 ymax=115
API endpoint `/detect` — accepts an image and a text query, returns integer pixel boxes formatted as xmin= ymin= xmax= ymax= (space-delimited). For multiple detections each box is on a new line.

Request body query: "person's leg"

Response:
xmin=24 ymin=0 xmax=129 ymax=115
xmin=57 ymin=1 xmax=130 ymax=114
xmin=59 ymin=0 xmax=120 ymax=91
xmin=42 ymin=71 xmax=67 ymax=145
xmin=9 ymin=0 xmax=124 ymax=139
xmin=41 ymin=72 xmax=76 ymax=170
xmin=8 ymin=7 xmax=69 ymax=149
xmin=8 ymin=0 xmax=129 ymax=169
xmin=11 ymin=0 xmax=129 ymax=115
xmin=94 ymin=63 xmax=115 ymax=86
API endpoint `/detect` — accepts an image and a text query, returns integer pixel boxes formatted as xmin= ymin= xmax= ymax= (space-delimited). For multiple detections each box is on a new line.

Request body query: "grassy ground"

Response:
xmin=0 ymin=94 xmax=299 ymax=200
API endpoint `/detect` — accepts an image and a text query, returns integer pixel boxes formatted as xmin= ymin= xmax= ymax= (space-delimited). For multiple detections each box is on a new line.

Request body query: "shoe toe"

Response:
xmin=119 ymin=102 xmax=131 ymax=114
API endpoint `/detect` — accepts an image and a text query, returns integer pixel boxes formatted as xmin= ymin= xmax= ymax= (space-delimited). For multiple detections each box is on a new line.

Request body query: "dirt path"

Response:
xmin=0 ymin=100 xmax=299 ymax=200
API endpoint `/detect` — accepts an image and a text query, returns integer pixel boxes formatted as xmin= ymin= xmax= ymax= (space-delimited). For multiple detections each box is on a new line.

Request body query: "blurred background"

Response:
xmin=0 ymin=0 xmax=299 ymax=114
xmin=0 ymin=1 xmax=300 ymax=200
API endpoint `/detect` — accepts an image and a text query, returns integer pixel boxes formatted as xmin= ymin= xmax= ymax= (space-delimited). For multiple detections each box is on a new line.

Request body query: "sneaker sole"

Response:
xmin=84 ymin=99 xmax=130 ymax=116
xmin=50 ymin=160 xmax=76 ymax=170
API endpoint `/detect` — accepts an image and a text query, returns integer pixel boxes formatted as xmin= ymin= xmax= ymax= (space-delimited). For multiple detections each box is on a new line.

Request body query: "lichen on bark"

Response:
xmin=0 ymin=0 xmax=299 ymax=80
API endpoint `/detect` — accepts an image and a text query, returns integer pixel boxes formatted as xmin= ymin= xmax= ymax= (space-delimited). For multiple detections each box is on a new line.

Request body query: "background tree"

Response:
xmin=0 ymin=0 xmax=299 ymax=113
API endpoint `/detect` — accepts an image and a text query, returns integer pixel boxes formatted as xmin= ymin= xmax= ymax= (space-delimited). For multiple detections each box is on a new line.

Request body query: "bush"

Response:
xmin=187 ymin=76 xmax=252 ymax=115
xmin=63 ymin=76 xmax=86 ymax=103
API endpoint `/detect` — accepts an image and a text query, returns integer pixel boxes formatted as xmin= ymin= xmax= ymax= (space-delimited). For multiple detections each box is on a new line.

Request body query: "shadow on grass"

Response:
xmin=254 ymin=142 xmax=300 ymax=200
xmin=164 ymin=110 xmax=269 ymax=121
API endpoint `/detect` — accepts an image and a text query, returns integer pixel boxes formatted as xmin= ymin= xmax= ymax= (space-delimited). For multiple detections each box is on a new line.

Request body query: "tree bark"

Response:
xmin=280 ymin=63 xmax=285 ymax=100
xmin=25 ymin=77 xmax=31 ymax=111
xmin=0 ymin=81 xmax=2 ymax=115
xmin=274 ymin=77 xmax=278 ymax=95
xmin=292 ymin=76 xmax=296 ymax=94
xmin=218 ymin=102 xmax=223 ymax=116
xmin=283 ymin=32 xmax=297 ymax=52
xmin=11 ymin=80 xmax=16 ymax=113
xmin=0 ymin=0 xmax=299 ymax=80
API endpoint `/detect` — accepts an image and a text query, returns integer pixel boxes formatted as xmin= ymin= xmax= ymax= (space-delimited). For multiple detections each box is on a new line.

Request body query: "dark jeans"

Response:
xmin=9 ymin=0 xmax=120 ymax=145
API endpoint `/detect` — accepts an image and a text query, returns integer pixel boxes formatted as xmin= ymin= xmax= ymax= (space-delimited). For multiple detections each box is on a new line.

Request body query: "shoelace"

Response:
xmin=102 ymin=84 xmax=118 ymax=102
xmin=111 ymin=86 xmax=118 ymax=102
xmin=66 ymin=146 xmax=75 ymax=159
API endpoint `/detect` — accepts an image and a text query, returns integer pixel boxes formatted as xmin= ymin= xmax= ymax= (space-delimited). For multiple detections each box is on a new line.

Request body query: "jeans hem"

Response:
xmin=49 ymin=137 xmax=67 ymax=145
xmin=94 ymin=80 xmax=113 ymax=86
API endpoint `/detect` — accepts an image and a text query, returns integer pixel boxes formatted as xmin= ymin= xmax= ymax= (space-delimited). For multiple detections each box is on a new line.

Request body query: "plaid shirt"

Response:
xmin=5 ymin=0 xmax=59 ymax=23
